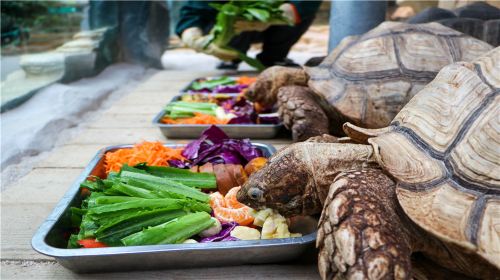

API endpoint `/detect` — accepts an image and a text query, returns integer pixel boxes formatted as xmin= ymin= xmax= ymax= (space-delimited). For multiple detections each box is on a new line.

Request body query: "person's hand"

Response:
xmin=181 ymin=27 xmax=238 ymax=61
xmin=233 ymin=3 xmax=299 ymax=33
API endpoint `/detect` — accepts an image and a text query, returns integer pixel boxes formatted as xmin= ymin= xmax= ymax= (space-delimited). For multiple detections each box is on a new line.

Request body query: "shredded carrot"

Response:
xmin=104 ymin=141 xmax=185 ymax=174
xmin=236 ymin=76 xmax=257 ymax=85
xmin=160 ymin=112 xmax=229 ymax=125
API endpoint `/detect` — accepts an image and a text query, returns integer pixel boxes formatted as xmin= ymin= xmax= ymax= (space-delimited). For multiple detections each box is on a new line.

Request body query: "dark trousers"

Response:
xmin=228 ymin=16 xmax=316 ymax=66
xmin=89 ymin=0 xmax=169 ymax=68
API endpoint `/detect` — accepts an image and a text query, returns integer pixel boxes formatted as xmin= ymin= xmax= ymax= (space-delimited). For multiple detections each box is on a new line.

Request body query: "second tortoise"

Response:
xmin=239 ymin=47 xmax=500 ymax=279
xmin=247 ymin=21 xmax=492 ymax=141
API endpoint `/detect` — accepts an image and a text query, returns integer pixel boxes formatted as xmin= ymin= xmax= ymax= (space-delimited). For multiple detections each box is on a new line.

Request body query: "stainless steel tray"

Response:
xmin=152 ymin=95 xmax=284 ymax=139
xmin=181 ymin=75 xmax=253 ymax=94
xmin=32 ymin=144 xmax=317 ymax=273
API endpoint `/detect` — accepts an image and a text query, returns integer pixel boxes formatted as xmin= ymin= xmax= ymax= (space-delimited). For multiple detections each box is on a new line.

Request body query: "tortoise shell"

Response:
xmin=345 ymin=47 xmax=500 ymax=268
xmin=306 ymin=22 xmax=492 ymax=129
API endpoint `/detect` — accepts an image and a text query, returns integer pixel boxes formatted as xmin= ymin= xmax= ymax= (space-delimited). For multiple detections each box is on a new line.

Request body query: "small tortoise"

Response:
xmin=238 ymin=47 xmax=500 ymax=278
xmin=246 ymin=22 xmax=492 ymax=141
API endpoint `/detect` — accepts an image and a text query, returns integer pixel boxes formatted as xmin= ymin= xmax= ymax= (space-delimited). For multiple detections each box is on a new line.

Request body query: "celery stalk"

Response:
xmin=183 ymin=200 xmax=212 ymax=213
xmin=88 ymin=198 xmax=185 ymax=215
xmin=140 ymin=166 xmax=217 ymax=189
xmin=122 ymin=178 xmax=186 ymax=199
xmin=191 ymin=76 xmax=235 ymax=90
xmin=119 ymin=171 xmax=209 ymax=202
xmin=165 ymin=101 xmax=219 ymax=118
xmin=78 ymin=214 xmax=99 ymax=239
xmin=93 ymin=196 xmax=140 ymax=205
xmin=96 ymin=209 xmax=187 ymax=246
xmin=110 ymin=182 xmax=162 ymax=199
xmin=167 ymin=101 xmax=218 ymax=109
xmin=121 ymin=212 xmax=214 ymax=246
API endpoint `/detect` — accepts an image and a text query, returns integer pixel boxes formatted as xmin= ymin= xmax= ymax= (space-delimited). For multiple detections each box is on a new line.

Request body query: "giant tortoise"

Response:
xmin=239 ymin=47 xmax=500 ymax=279
xmin=247 ymin=22 xmax=492 ymax=141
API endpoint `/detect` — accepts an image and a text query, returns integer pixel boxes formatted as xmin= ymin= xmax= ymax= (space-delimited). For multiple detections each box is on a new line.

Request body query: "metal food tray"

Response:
xmin=153 ymin=95 xmax=284 ymax=139
xmin=181 ymin=76 xmax=251 ymax=94
xmin=32 ymin=143 xmax=317 ymax=273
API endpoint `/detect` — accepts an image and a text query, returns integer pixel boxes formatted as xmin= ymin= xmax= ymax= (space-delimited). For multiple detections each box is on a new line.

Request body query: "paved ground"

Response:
xmin=1 ymin=64 xmax=156 ymax=187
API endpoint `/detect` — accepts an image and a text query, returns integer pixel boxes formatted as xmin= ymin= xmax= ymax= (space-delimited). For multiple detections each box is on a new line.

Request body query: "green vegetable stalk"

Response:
xmin=137 ymin=165 xmax=217 ymax=189
xmin=96 ymin=209 xmax=187 ymax=246
xmin=207 ymin=0 xmax=291 ymax=71
xmin=121 ymin=212 xmax=214 ymax=246
xmin=87 ymin=198 xmax=185 ymax=215
xmin=119 ymin=171 xmax=210 ymax=202
xmin=165 ymin=101 xmax=219 ymax=119
xmin=191 ymin=76 xmax=235 ymax=91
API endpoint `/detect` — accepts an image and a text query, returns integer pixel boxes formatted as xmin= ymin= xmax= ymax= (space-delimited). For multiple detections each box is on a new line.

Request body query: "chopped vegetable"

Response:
xmin=213 ymin=84 xmax=249 ymax=93
xmin=236 ymin=76 xmax=257 ymax=86
xmin=134 ymin=165 xmax=217 ymax=189
xmin=261 ymin=211 xmax=302 ymax=239
xmin=105 ymin=142 xmax=184 ymax=174
xmin=181 ymin=93 xmax=234 ymax=102
xmin=244 ymin=157 xmax=268 ymax=176
xmin=199 ymin=162 xmax=214 ymax=173
xmin=96 ymin=209 xmax=187 ymax=246
xmin=200 ymin=222 xmax=238 ymax=242
xmin=165 ymin=101 xmax=218 ymax=119
xmin=183 ymin=239 xmax=199 ymax=244
xmin=230 ymin=226 xmax=261 ymax=240
xmin=191 ymin=76 xmax=235 ymax=91
xmin=213 ymin=164 xmax=247 ymax=195
xmin=199 ymin=218 xmax=222 ymax=237
xmin=181 ymin=125 xmax=263 ymax=167
xmin=119 ymin=171 xmax=210 ymax=202
xmin=161 ymin=113 xmax=229 ymax=125
xmin=77 ymin=239 xmax=108 ymax=248
xmin=187 ymin=76 xmax=254 ymax=94
xmin=122 ymin=212 xmax=214 ymax=246
xmin=253 ymin=208 xmax=274 ymax=227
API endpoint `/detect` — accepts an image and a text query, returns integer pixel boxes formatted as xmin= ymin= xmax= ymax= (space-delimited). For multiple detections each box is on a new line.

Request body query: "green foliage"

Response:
xmin=1 ymin=1 xmax=82 ymax=33
xmin=1 ymin=1 xmax=49 ymax=29
xmin=207 ymin=0 xmax=291 ymax=71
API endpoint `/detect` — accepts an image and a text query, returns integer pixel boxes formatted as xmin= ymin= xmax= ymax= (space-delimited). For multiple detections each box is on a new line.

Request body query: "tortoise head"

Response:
xmin=237 ymin=144 xmax=317 ymax=217
xmin=245 ymin=66 xmax=309 ymax=107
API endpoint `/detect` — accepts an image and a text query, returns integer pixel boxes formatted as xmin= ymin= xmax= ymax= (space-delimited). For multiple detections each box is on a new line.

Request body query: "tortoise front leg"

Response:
xmin=317 ymin=169 xmax=412 ymax=280
xmin=277 ymin=85 xmax=330 ymax=142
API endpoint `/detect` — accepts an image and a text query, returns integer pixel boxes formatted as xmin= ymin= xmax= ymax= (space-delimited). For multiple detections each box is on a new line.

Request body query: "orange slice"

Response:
xmin=213 ymin=207 xmax=254 ymax=226
xmin=209 ymin=192 xmax=226 ymax=209
xmin=224 ymin=186 xmax=248 ymax=209
xmin=210 ymin=187 xmax=255 ymax=226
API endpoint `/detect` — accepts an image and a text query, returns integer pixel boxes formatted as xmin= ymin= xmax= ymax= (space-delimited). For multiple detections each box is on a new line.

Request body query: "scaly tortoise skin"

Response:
xmin=247 ymin=22 xmax=493 ymax=141
xmin=238 ymin=48 xmax=500 ymax=279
